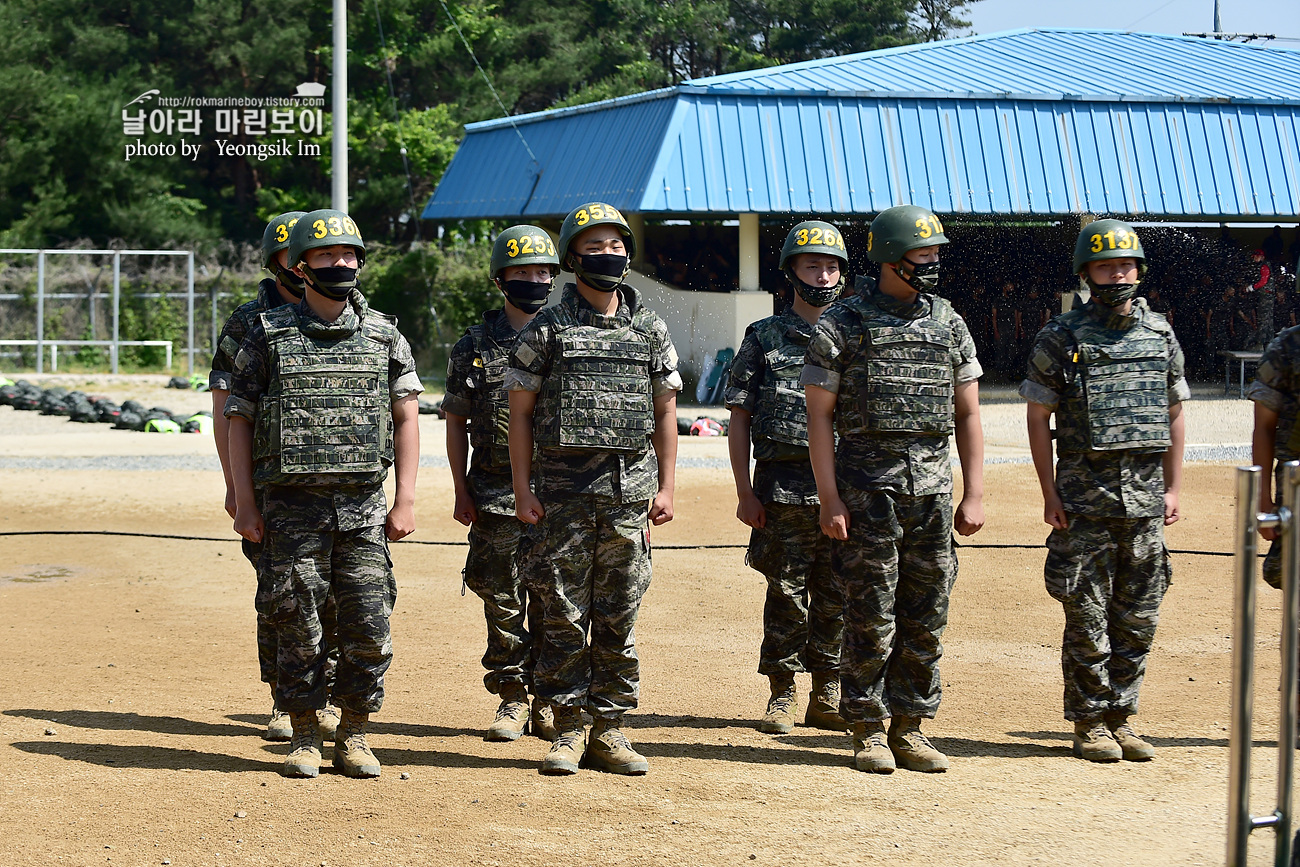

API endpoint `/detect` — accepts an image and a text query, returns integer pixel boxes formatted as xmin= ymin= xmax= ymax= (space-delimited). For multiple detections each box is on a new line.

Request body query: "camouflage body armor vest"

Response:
xmin=749 ymin=315 xmax=811 ymax=460
xmin=836 ymin=294 xmax=956 ymax=437
xmin=253 ymin=305 xmax=396 ymax=485
xmin=535 ymin=303 xmax=655 ymax=454
xmin=466 ymin=322 xmax=512 ymax=470
xmin=1054 ymin=303 xmax=1172 ymax=453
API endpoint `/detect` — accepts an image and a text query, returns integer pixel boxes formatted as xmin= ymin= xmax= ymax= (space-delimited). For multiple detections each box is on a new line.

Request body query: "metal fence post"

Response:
xmin=35 ymin=250 xmax=45 ymax=373
xmin=1277 ymin=461 xmax=1300 ymax=867
xmin=111 ymin=251 xmax=121 ymax=374
xmin=186 ymin=251 xmax=195 ymax=374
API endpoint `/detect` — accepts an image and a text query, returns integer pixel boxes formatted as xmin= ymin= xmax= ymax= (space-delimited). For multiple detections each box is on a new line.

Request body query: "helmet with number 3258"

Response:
xmin=1072 ymin=218 xmax=1146 ymax=276
xmin=287 ymin=208 xmax=366 ymax=269
xmin=491 ymin=225 xmax=560 ymax=278
xmin=866 ymin=205 xmax=949 ymax=264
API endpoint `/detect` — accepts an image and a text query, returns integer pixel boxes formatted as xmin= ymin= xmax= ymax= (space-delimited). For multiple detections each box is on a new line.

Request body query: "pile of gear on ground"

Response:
xmin=0 ymin=377 xmax=212 ymax=433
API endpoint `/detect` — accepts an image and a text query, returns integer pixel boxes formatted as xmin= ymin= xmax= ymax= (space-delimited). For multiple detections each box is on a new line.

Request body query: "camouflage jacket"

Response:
xmin=444 ymin=307 xmax=519 ymax=516
xmin=505 ymin=283 xmax=682 ymax=503
xmin=1020 ymin=298 xmax=1189 ymax=518
xmin=800 ymin=286 xmax=981 ymax=497
xmin=1249 ymin=323 xmax=1300 ymax=463
xmin=224 ymin=291 xmax=422 ymax=505
xmin=209 ymin=278 xmax=295 ymax=392
xmin=725 ymin=309 xmax=819 ymax=506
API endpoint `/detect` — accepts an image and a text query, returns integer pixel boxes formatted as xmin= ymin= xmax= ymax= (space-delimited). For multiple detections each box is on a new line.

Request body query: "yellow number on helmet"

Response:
xmin=545 ymin=236 xmax=556 ymax=256
xmin=327 ymin=216 xmax=344 ymax=236
xmin=589 ymin=203 xmax=605 ymax=220
xmin=915 ymin=218 xmax=932 ymax=240
xmin=342 ymin=217 xmax=358 ymax=236
xmin=506 ymin=238 xmax=519 ymax=257
xmin=867 ymin=231 xmax=873 ymax=251
xmin=823 ymin=230 xmax=836 ymax=247
xmin=929 ymin=215 xmax=944 ymax=235
xmin=1090 ymin=234 xmax=1103 ymax=253
xmin=796 ymin=228 xmax=809 ymax=246
xmin=837 ymin=233 xmax=847 ymax=251
xmin=312 ymin=219 xmax=327 ymax=239
xmin=810 ymin=228 xmax=823 ymax=245
xmin=275 ymin=224 xmax=289 ymax=243
xmin=575 ymin=209 xmax=589 ymax=225
xmin=520 ymin=235 xmax=534 ymax=255
xmin=1117 ymin=230 xmax=1132 ymax=250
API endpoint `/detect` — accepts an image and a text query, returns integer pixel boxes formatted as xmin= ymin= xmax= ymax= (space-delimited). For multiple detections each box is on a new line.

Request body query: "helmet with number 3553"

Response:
xmin=557 ymin=202 xmax=636 ymax=269
xmin=1072 ymin=219 xmax=1146 ymax=276
xmin=491 ymin=225 xmax=560 ymax=279
xmin=867 ymin=205 xmax=949 ymax=264
xmin=287 ymin=208 xmax=366 ymax=269
xmin=260 ymin=211 xmax=307 ymax=269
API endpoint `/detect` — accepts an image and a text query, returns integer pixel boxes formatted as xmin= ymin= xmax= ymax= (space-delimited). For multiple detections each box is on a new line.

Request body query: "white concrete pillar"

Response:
xmin=738 ymin=212 xmax=760 ymax=291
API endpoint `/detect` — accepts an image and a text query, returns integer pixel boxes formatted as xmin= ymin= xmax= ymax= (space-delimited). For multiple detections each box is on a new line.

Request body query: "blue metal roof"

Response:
xmin=423 ymin=29 xmax=1300 ymax=221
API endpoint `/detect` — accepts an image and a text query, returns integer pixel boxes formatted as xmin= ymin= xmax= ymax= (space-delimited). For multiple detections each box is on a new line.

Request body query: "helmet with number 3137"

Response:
xmin=287 ymin=208 xmax=366 ymax=269
xmin=1072 ymin=218 xmax=1146 ymax=277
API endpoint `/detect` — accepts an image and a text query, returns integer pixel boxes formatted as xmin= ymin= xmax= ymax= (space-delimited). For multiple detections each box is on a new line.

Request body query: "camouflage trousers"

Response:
xmin=463 ymin=511 xmax=543 ymax=695
xmin=244 ymin=537 xmax=338 ymax=696
xmin=834 ymin=487 xmax=956 ymax=723
xmin=1045 ymin=515 xmax=1171 ymax=721
xmin=747 ymin=502 xmax=842 ymax=676
xmin=256 ymin=521 xmax=397 ymax=715
xmin=522 ymin=495 xmax=652 ymax=719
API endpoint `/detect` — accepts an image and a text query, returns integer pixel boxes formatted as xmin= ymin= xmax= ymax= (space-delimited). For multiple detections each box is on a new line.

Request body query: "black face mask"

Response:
xmin=1086 ymin=279 xmax=1138 ymax=308
xmin=897 ymin=257 xmax=941 ymax=293
xmin=303 ymin=265 xmax=359 ymax=302
xmin=502 ymin=279 xmax=552 ymax=314
xmin=790 ymin=274 xmax=841 ymax=307
xmin=575 ymin=253 xmax=628 ymax=292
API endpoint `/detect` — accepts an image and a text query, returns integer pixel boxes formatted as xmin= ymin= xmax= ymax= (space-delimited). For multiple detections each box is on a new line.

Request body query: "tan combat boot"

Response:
xmin=1072 ymin=718 xmax=1123 ymax=762
xmin=265 ymin=683 xmax=292 ymax=741
xmin=282 ymin=711 xmax=322 ymax=778
xmin=758 ymin=673 xmax=798 ymax=734
xmin=1105 ymin=713 xmax=1155 ymax=761
xmin=888 ymin=716 xmax=950 ymax=772
xmin=531 ymin=698 xmax=558 ymax=742
xmin=485 ymin=683 xmax=530 ymax=742
xmin=333 ymin=709 xmax=381 ymax=778
xmin=805 ymin=673 xmax=847 ymax=731
xmin=587 ymin=716 xmax=650 ymax=775
xmin=540 ymin=705 xmax=586 ymax=776
xmin=317 ymin=703 xmax=341 ymax=740
xmin=851 ymin=721 xmax=896 ymax=774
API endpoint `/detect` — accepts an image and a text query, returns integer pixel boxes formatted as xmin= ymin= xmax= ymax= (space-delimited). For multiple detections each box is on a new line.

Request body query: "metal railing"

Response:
xmin=0 ymin=248 xmax=195 ymax=375
xmin=1230 ymin=462 xmax=1300 ymax=866
xmin=0 ymin=339 xmax=172 ymax=372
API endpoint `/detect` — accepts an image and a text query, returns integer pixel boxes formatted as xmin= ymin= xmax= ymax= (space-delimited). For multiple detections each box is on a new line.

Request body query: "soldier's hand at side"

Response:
xmin=1043 ymin=490 xmax=1068 ymax=530
xmin=516 ymin=491 xmax=545 ymax=525
xmin=1164 ymin=491 xmax=1180 ymax=526
xmin=233 ymin=505 xmax=264 ymax=543
xmin=819 ymin=496 xmax=850 ymax=541
xmin=223 ymin=487 xmax=237 ymax=519
xmin=386 ymin=503 xmax=416 ymax=541
xmin=453 ymin=490 xmax=478 ymax=527
xmin=649 ymin=489 xmax=674 ymax=526
xmin=1261 ymin=496 xmax=1279 ymax=540
xmin=954 ymin=495 xmax=985 ymax=536
xmin=736 ymin=492 xmax=766 ymax=529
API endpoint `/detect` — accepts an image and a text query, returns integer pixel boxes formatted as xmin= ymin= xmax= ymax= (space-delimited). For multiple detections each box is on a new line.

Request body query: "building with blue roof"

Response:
xmin=423 ymin=29 xmax=1300 ymax=382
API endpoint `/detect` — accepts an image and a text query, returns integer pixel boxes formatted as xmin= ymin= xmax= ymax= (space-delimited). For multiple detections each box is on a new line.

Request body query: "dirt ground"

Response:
xmin=0 ymin=378 xmax=1293 ymax=866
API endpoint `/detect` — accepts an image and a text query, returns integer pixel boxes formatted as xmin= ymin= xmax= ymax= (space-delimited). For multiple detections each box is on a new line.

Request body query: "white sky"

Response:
xmin=966 ymin=0 xmax=1300 ymax=46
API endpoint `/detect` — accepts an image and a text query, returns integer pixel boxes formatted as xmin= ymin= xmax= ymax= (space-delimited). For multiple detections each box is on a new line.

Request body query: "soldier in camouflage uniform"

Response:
xmin=726 ymin=221 xmax=846 ymax=735
xmin=210 ymin=211 xmax=340 ymax=742
xmin=507 ymin=202 xmax=681 ymax=776
xmin=444 ymin=225 xmax=559 ymax=744
xmin=1021 ymin=219 xmax=1187 ymax=763
xmin=226 ymin=209 xmax=422 ymax=779
xmin=801 ymin=204 xmax=985 ymax=774
xmin=1249 ymin=324 xmax=1300 ymax=590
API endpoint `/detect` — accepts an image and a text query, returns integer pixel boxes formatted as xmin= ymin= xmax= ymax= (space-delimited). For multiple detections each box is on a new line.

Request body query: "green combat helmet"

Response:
xmin=868 ymin=204 xmax=949 ymax=293
xmin=867 ymin=204 xmax=949 ymax=264
xmin=288 ymin=209 xmax=366 ymax=301
xmin=779 ymin=220 xmax=848 ymax=306
xmin=558 ymin=202 xmax=635 ymax=291
xmin=491 ymin=225 xmax=561 ymax=278
xmin=1073 ymin=219 xmax=1147 ymax=276
xmin=492 ymin=225 xmax=560 ymax=313
xmin=261 ymin=210 xmax=308 ymax=297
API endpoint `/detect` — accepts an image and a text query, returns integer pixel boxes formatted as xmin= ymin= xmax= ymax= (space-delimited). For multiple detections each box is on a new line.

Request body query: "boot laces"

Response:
xmin=493 ymin=699 xmax=529 ymax=724
xmin=1082 ymin=720 xmax=1112 ymax=743
xmin=768 ymin=686 xmax=797 ymax=715
xmin=290 ymin=721 xmax=317 ymax=753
